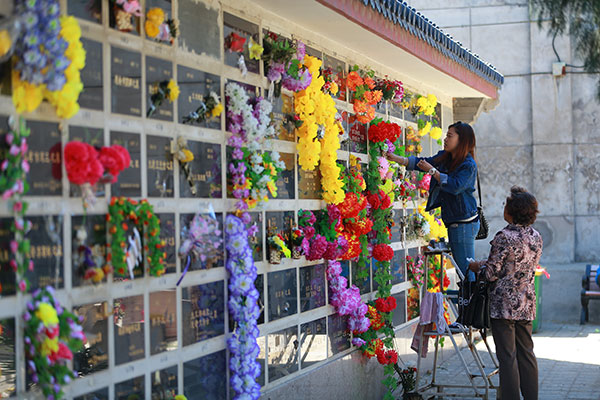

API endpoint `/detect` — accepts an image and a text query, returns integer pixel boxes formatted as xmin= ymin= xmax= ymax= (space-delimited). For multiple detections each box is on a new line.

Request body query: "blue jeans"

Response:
xmin=447 ymin=220 xmax=480 ymax=282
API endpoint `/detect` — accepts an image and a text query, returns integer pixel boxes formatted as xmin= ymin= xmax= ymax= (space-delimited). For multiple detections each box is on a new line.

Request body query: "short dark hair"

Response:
xmin=505 ymin=186 xmax=538 ymax=226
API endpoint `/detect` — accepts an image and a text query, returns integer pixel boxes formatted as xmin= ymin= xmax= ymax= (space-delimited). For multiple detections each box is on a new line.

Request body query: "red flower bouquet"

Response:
xmin=373 ymin=243 xmax=393 ymax=262
xmin=376 ymin=349 xmax=398 ymax=365
xmin=99 ymin=145 xmax=131 ymax=182
xmin=64 ymin=141 xmax=103 ymax=185
xmin=368 ymin=120 xmax=402 ymax=143
xmin=375 ymin=296 xmax=397 ymax=313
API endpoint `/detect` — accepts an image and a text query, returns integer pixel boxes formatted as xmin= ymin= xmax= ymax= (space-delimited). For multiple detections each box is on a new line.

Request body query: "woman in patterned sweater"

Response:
xmin=469 ymin=186 xmax=543 ymax=400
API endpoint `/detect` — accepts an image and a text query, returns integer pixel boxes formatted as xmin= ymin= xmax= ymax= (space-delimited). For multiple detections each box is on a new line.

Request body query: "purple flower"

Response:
xmin=32 ymin=374 xmax=39 ymax=383
xmin=232 ymin=148 xmax=244 ymax=160
xmin=352 ymin=338 xmax=366 ymax=347
xmin=23 ymin=311 xmax=31 ymax=322
xmin=5 ymin=133 xmax=13 ymax=144
xmin=296 ymin=41 xmax=306 ymax=62
xmin=282 ymin=67 xmax=312 ymax=92
xmin=267 ymin=62 xmax=285 ymax=82
xmin=1 ymin=159 xmax=7 ymax=171
xmin=9 ymin=145 xmax=20 ymax=156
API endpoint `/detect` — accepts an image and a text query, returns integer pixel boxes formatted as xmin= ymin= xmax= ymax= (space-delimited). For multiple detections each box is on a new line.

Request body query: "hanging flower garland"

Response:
xmin=225 ymin=214 xmax=262 ymax=400
xmin=346 ymin=67 xmax=383 ymax=124
xmin=0 ymin=117 xmax=32 ymax=293
xmin=144 ymin=7 xmax=178 ymax=44
xmin=294 ymin=55 xmax=345 ymax=204
xmin=107 ymin=197 xmax=166 ymax=278
xmin=23 ymin=286 xmax=85 ymax=400
xmin=12 ymin=1 xmax=86 ymax=119
xmin=147 ymin=79 xmax=179 ymax=117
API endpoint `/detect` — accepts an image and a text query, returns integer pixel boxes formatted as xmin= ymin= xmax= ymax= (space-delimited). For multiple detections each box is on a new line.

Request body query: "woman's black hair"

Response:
xmin=506 ymin=186 xmax=539 ymax=226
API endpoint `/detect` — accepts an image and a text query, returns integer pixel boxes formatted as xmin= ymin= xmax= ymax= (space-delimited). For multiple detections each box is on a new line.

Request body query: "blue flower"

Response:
xmin=23 ymin=33 xmax=39 ymax=47
xmin=22 ymin=12 xmax=38 ymax=29
xmin=225 ymin=215 xmax=245 ymax=235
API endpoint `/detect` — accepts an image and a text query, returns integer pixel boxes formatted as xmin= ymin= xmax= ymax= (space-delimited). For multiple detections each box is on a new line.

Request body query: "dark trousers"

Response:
xmin=491 ymin=318 xmax=538 ymax=400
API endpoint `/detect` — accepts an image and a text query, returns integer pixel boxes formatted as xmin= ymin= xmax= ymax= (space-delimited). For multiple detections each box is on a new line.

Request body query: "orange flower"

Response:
xmin=347 ymin=71 xmax=364 ymax=91
xmin=363 ymin=90 xmax=383 ymax=105
xmin=353 ymin=99 xmax=367 ymax=114
xmin=364 ymin=77 xmax=375 ymax=89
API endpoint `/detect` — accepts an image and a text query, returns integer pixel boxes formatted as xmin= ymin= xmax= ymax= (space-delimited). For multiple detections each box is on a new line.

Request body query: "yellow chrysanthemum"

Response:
xmin=248 ymin=37 xmax=264 ymax=60
xmin=36 ymin=302 xmax=59 ymax=327
xmin=145 ymin=20 xmax=160 ymax=38
xmin=430 ymin=127 xmax=443 ymax=140
xmin=146 ymin=8 xmax=165 ymax=26
xmin=0 ymin=30 xmax=11 ymax=57
xmin=60 ymin=16 xmax=81 ymax=42
xmin=418 ymin=121 xmax=432 ymax=137
xmin=12 ymin=71 xmax=44 ymax=113
xmin=330 ymin=81 xmax=339 ymax=95
xmin=179 ymin=148 xmax=194 ymax=163
xmin=92 ymin=267 xmax=105 ymax=283
xmin=211 ymin=103 xmax=223 ymax=117
xmin=40 ymin=337 xmax=59 ymax=356
xmin=167 ymin=80 xmax=179 ymax=102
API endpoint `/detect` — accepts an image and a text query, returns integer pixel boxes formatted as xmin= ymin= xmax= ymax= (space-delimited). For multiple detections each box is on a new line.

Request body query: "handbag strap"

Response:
xmin=476 ymin=172 xmax=483 ymax=207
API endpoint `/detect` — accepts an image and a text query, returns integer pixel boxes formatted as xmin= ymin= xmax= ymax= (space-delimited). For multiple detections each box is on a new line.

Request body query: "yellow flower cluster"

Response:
xmin=294 ymin=56 xmax=344 ymax=204
xmin=430 ymin=126 xmax=443 ymax=140
xmin=418 ymin=121 xmax=432 ymax=137
xmin=36 ymin=302 xmax=59 ymax=327
xmin=167 ymin=79 xmax=180 ymax=102
xmin=416 ymin=94 xmax=438 ymax=116
xmin=145 ymin=8 xmax=165 ymax=38
xmin=211 ymin=103 xmax=224 ymax=117
xmin=13 ymin=16 xmax=86 ymax=119
xmin=0 ymin=29 xmax=11 ymax=58
xmin=418 ymin=205 xmax=447 ymax=240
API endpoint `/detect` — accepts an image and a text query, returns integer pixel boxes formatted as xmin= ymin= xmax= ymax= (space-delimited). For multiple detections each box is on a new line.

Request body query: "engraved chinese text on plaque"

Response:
xmin=111 ymin=46 xmax=142 ymax=116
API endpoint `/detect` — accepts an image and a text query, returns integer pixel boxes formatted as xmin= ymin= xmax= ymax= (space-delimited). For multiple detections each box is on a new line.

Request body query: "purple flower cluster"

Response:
xmin=327 ymin=261 xmax=371 ymax=335
xmin=225 ymin=215 xmax=261 ymax=399
xmin=281 ymin=67 xmax=312 ymax=92
xmin=15 ymin=0 xmax=70 ymax=91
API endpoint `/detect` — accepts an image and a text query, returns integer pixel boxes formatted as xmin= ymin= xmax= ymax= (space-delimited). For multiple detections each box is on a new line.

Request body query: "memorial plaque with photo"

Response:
xmin=180 ymin=141 xmax=222 ymax=198
xmin=298 ymin=164 xmax=321 ymax=199
xmin=323 ymin=54 xmax=346 ymax=102
xmin=183 ymin=350 xmax=226 ymax=400
xmin=0 ymin=218 xmax=16 ymax=296
xmin=156 ymin=213 xmax=176 ymax=274
xmin=24 ymin=216 xmax=64 ymax=291
xmin=178 ymin=0 xmax=220 ymax=58
xmin=404 ymin=107 xmax=417 ymax=123
xmin=150 ymin=290 xmax=177 ymax=355
xmin=182 ymin=281 xmax=225 ymax=346
xmin=177 ymin=65 xmax=221 ymax=129
xmin=25 ymin=120 xmax=61 ymax=196
xmin=265 ymin=211 xmax=294 ymax=241
xmin=75 ymin=388 xmax=108 ymax=400
xmin=272 ymin=94 xmax=295 ymax=141
xmin=268 ymin=326 xmax=298 ymax=382
xmin=267 ymin=269 xmax=297 ymax=322
xmin=300 ymin=317 xmax=326 ymax=369
xmin=300 ymin=264 xmax=326 ymax=312
xmin=0 ymin=318 xmax=15 ymax=398
xmin=348 ymin=115 xmax=367 ymax=154
xmin=151 ymin=365 xmax=178 ymax=399
xmin=111 ymin=46 xmax=142 ymax=116
xmin=80 ymin=38 xmax=103 ymax=110
xmin=223 ymin=13 xmax=259 ymax=74
xmin=180 ymin=213 xmax=223 ymax=269
xmin=73 ymin=302 xmax=109 ymax=376
xmin=110 ymin=131 xmax=141 ymax=197
xmin=248 ymin=211 xmax=263 ymax=262
xmin=69 ymin=126 xmax=105 ymax=198
xmin=351 ymin=262 xmax=370 ymax=295
xmin=146 ymin=56 xmax=173 ymax=121
xmin=72 ymin=214 xmax=106 ymax=287
xmin=114 ymin=295 xmax=145 ymax=365
xmin=115 ymin=375 xmax=145 ymax=400
xmin=147 ymin=135 xmax=174 ymax=197
xmin=272 ymin=152 xmax=295 ymax=200
xmin=391 ymin=250 xmax=406 ymax=286
xmin=68 ymin=0 xmax=102 ymax=23
xmin=328 ymin=314 xmax=350 ymax=355
xmin=392 ymin=292 xmax=407 ymax=327
xmin=338 ymin=110 xmax=350 ymax=152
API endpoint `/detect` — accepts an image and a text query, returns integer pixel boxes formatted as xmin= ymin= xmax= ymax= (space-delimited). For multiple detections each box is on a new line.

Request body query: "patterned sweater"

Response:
xmin=483 ymin=224 xmax=543 ymax=321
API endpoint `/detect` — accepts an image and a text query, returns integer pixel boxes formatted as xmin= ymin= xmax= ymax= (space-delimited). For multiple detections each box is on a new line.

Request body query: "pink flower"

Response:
xmin=10 ymin=240 xmax=18 ymax=253
xmin=20 ymin=141 xmax=28 ymax=154
xmin=1 ymin=160 xmax=8 ymax=170
xmin=14 ymin=218 xmax=24 ymax=230
xmin=28 ymin=259 xmax=34 ymax=271
xmin=9 ymin=145 xmax=20 ymax=156
xmin=9 ymin=259 xmax=17 ymax=271
xmin=13 ymin=202 xmax=22 ymax=212
xmin=18 ymin=280 xmax=27 ymax=292
xmin=21 ymin=160 xmax=29 ymax=173
xmin=2 ymin=189 xmax=13 ymax=200
xmin=5 ymin=133 xmax=13 ymax=144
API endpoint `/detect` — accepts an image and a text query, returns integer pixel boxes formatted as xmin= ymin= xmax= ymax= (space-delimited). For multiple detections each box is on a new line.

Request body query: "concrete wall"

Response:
xmin=407 ymin=0 xmax=600 ymax=264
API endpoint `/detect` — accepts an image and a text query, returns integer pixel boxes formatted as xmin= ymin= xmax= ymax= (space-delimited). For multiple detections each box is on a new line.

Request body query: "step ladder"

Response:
xmin=415 ymin=244 xmax=499 ymax=399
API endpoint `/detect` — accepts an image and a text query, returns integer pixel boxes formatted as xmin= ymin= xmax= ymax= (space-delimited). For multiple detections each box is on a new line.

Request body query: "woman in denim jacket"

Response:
xmin=387 ymin=121 xmax=479 ymax=281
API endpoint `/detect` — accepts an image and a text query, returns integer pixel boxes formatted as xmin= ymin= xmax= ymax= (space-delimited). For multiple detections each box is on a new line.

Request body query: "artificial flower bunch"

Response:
xmin=177 ymin=210 xmax=223 ymax=285
xmin=111 ymin=0 xmax=141 ymax=32
xmin=145 ymin=7 xmax=177 ymax=44
xmin=225 ymin=32 xmax=263 ymax=76
xmin=346 ymin=67 xmax=383 ymax=124
xmin=320 ymin=66 xmax=341 ymax=97
xmin=23 ymin=286 xmax=85 ymax=400
xmin=182 ymin=91 xmax=223 ymax=124
xmin=12 ymin=1 xmax=86 ymax=119
xmin=76 ymin=243 xmax=111 ymax=284
xmin=225 ymin=215 xmax=262 ymax=400
xmin=375 ymin=77 xmax=405 ymax=104
xmin=262 ymin=32 xmax=312 ymax=96
xmin=147 ymin=79 xmax=180 ymax=117
xmin=418 ymin=206 xmax=447 ymax=241
xmin=298 ymin=209 xmax=349 ymax=261
xmin=294 ymin=55 xmax=345 ymax=204
xmin=0 ymin=117 xmax=33 ymax=293
xmin=406 ymin=254 xmax=425 ymax=288
xmin=268 ymin=233 xmax=291 ymax=259
xmin=405 ymin=126 xmax=422 ymax=155
xmin=64 ymin=141 xmax=131 ymax=186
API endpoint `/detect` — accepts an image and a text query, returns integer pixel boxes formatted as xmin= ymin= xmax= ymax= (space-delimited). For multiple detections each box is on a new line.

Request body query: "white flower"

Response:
xmin=271 ymin=151 xmax=280 ymax=162
xmin=252 ymin=164 xmax=265 ymax=174
xmin=251 ymin=153 xmax=263 ymax=165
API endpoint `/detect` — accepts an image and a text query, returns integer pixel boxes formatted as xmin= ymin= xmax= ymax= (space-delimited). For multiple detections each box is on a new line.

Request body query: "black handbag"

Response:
xmin=457 ymin=273 xmax=491 ymax=329
xmin=476 ymin=172 xmax=489 ymax=240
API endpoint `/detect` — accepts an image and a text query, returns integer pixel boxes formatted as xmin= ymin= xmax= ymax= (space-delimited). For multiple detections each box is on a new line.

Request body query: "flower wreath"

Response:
xmin=107 ymin=197 xmax=166 ymax=277
xmin=23 ymin=286 xmax=85 ymax=400
xmin=0 ymin=117 xmax=33 ymax=293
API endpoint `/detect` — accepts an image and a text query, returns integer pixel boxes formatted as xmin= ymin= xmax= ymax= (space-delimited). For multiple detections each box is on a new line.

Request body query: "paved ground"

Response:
xmin=418 ymin=323 xmax=600 ymax=400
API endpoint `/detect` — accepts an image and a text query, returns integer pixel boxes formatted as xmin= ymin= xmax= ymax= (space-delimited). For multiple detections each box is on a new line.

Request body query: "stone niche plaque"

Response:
xmin=223 ymin=13 xmax=259 ymax=74
xmin=24 ymin=216 xmax=64 ymax=291
xmin=67 ymin=0 xmax=102 ymax=23
xmin=328 ymin=313 xmax=350 ymax=355
xmin=265 ymin=211 xmax=294 ymax=239
xmin=146 ymin=56 xmax=174 ymax=121
xmin=349 ymin=115 xmax=367 ymax=154
xmin=248 ymin=211 xmax=263 ymax=262
xmin=111 ymin=46 xmax=142 ymax=116
xmin=25 ymin=120 xmax=62 ymax=196
xmin=272 ymin=152 xmax=295 ymax=200
xmin=71 ymin=214 xmax=106 ymax=287
xmin=299 ymin=264 xmax=326 ymax=312
xmin=151 ymin=365 xmax=178 ymax=399
xmin=271 ymin=93 xmax=295 ymax=142
xmin=156 ymin=213 xmax=176 ymax=274
xmin=182 ymin=280 xmax=225 ymax=346
xmin=180 ymin=213 xmax=223 ymax=270
xmin=391 ymin=250 xmax=406 ymax=286
xmin=179 ymin=140 xmax=222 ymax=198
xmin=150 ymin=290 xmax=178 ymax=355
xmin=73 ymin=302 xmax=109 ymax=376
xmin=298 ymin=162 xmax=322 ymax=200
xmin=147 ymin=135 xmax=174 ymax=197
xmin=75 ymin=388 xmax=108 ymax=400
xmin=113 ymin=295 xmax=145 ymax=365
xmin=323 ymin=53 xmax=346 ymax=102
xmin=267 ymin=268 xmax=298 ymax=322
xmin=183 ymin=350 xmax=226 ymax=400
xmin=177 ymin=65 xmax=221 ymax=129
xmin=69 ymin=126 xmax=105 ymax=199
xmin=110 ymin=131 xmax=141 ymax=197
xmin=300 ymin=317 xmax=327 ymax=369
xmin=268 ymin=326 xmax=298 ymax=382
xmin=392 ymin=291 xmax=407 ymax=327
xmin=0 ymin=218 xmax=16 ymax=295
xmin=178 ymin=0 xmax=220 ymax=58
xmin=79 ymin=38 xmax=103 ymax=110
xmin=0 ymin=318 xmax=15 ymax=397
xmin=115 ymin=375 xmax=145 ymax=400
xmin=351 ymin=261 xmax=371 ymax=295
